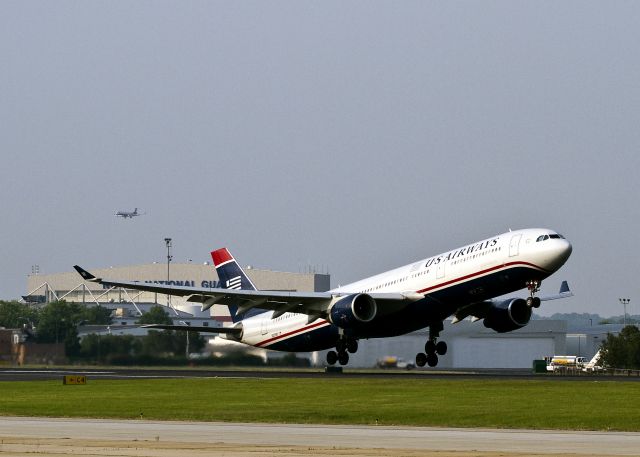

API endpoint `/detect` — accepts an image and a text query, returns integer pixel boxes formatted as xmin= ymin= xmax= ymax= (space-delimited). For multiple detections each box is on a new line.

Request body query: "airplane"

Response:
xmin=74 ymin=227 xmax=573 ymax=367
xmin=115 ymin=208 xmax=143 ymax=219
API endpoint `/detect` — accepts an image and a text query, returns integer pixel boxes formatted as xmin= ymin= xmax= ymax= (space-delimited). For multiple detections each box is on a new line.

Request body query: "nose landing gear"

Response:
xmin=526 ymin=280 xmax=541 ymax=308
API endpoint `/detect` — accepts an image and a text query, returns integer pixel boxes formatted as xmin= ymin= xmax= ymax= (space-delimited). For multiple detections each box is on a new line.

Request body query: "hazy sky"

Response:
xmin=2 ymin=2 xmax=639 ymax=317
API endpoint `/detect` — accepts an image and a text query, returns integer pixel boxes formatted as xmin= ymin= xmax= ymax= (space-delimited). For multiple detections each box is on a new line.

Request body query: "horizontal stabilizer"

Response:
xmin=141 ymin=324 xmax=242 ymax=335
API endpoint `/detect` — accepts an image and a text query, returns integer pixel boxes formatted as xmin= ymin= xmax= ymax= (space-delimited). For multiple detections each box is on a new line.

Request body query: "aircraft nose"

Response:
xmin=560 ymin=239 xmax=573 ymax=261
xmin=552 ymin=239 xmax=572 ymax=269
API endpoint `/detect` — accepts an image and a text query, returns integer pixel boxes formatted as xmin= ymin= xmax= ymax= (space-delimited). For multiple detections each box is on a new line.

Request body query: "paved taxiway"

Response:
xmin=2 ymin=366 xmax=638 ymax=381
xmin=2 ymin=416 xmax=640 ymax=456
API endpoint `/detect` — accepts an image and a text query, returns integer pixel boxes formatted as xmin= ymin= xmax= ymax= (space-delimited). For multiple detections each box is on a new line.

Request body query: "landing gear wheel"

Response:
xmin=347 ymin=339 xmax=358 ymax=354
xmin=526 ymin=280 xmax=541 ymax=308
xmin=526 ymin=296 xmax=542 ymax=308
xmin=416 ymin=353 xmax=427 ymax=367
xmin=426 ymin=353 xmax=439 ymax=367
xmin=338 ymin=352 xmax=349 ymax=366
xmin=326 ymin=350 xmax=337 ymax=366
xmin=425 ymin=340 xmax=437 ymax=355
xmin=435 ymin=341 xmax=448 ymax=355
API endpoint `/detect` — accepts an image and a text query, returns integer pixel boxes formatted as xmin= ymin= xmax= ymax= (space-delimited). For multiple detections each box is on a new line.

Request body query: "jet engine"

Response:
xmin=483 ymin=298 xmax=532 ymax=333
xmin=329 ymin=293 xmax=377 ymax=328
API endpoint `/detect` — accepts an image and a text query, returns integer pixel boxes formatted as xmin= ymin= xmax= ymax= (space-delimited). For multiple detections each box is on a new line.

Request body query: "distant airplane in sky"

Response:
xmin=115 ymin=208 xmax=143 ymax=219
xmin=74 ymin=228 xmax=572 ymax=367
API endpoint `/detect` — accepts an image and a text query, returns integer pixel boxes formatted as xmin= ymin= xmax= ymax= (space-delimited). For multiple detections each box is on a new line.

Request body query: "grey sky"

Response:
xmin=2 ymin=2 xmax=639 ymax=317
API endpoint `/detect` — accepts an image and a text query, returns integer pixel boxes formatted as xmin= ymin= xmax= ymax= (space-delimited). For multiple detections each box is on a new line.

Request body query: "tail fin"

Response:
xmin=212 ymin=248 xmax=257 ymax=291
xmin=211 ymin=248 xmax=260 ymax=322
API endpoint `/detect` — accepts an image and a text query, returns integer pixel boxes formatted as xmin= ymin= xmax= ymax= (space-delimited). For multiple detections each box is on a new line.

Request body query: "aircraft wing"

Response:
xmin=451 ymin=281 xmax=573 ymax=323
xmin=74 ymin=266 xmax=421 ymax=319
xmin=539 ymin=280 xmax=573 ymax=301
xmin=451 ymin=301 xmax=491 ymax=323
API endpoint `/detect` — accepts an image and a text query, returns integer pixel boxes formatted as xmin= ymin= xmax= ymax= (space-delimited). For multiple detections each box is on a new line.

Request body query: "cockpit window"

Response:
xmin=537 ymin=233 xmax=565 ymax=242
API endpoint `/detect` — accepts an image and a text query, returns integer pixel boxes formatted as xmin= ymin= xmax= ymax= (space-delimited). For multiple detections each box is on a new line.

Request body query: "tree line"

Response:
xmin=0 ymin=300 xmax=205 ymax=364
xmin=6 ymin=299 xmax=636 ymax=369
xmin=600 ymin=325 xmax=640 ymax=369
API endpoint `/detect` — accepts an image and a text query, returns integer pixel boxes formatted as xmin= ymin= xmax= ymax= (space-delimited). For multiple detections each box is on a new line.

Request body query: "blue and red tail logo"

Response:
xmin=211 ymin=248 xmax=257 ymax=292
xmin=211 ymin=248 xmax=261 ymax=321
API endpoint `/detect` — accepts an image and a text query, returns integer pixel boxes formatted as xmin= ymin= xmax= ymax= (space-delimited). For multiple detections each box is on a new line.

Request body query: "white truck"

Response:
xmin=377 ymin=356 xmax=416 ymax=370
xmin=546 ymin=355 xmax=586 ymax=371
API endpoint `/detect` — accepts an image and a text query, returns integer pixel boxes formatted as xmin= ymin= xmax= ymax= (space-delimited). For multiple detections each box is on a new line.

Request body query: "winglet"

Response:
xmin=74 ymin=265 xmax=100 ymax=282
xmin=540 ymin=280 xmax=573 ymax=301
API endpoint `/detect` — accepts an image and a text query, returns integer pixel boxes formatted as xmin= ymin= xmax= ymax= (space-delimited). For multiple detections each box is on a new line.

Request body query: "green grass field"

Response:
xmin=1 ymin=377 xmax=639 ymax=431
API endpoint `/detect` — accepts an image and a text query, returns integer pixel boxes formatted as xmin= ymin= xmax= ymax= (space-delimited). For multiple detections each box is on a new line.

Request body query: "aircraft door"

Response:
xmin=261 ymin=318 xmax=268 ymax=335
xmin=509 ymin=234 xmax=522 ymax=257
xmin=436 ymin=261 xmax=446 ymax=279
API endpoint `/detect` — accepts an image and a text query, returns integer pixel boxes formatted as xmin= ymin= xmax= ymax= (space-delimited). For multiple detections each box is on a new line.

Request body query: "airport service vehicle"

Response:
xmin=74 ymin=227 xmax=572 ymax=367
xmin=582 ymin=350 xmax=604 ymax=373
xmin=377 ymin=356 xmax=415 ymax=370
xmin=547 ymin=355 xmax=586 ymax=371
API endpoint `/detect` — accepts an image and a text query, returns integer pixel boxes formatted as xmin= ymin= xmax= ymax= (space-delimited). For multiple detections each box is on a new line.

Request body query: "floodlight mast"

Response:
xmin=165 ymin=238 xmax=172 ymax=307
xmin=619 ymin=298 xmax=631 ymax=326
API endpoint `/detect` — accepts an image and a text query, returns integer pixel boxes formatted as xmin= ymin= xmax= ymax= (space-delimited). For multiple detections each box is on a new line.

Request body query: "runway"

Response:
xmin=1 ymin=416 xmax=639 ymax=456
xmin=2 ymin=366 xmax=637 ymax=381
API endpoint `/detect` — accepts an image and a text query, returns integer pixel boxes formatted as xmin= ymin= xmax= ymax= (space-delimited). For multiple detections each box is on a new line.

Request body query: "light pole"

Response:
xmin=165 ymin=238 xmax=172 ymax=307
xmin=180 ymin=320 xmax=190 ymax=359
xmin=619 ymin=298 xmax=630 ymax=326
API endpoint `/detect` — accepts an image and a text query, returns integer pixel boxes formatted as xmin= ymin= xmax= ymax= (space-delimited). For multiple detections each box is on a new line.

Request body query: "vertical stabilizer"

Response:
xmin=211 ymin=248 xmax=257 ymax=291
xmin=211 ymin=248 xmax=260 ymax=322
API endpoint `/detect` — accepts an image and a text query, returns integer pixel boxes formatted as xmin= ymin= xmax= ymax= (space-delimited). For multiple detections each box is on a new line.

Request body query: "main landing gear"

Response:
xmin=326 ymin=337 xmax=358 ymax=366
xmin=416 ymin=322 xmax=447 ymax=368
xmin=526 ymin=280 xmax=541 ymax=308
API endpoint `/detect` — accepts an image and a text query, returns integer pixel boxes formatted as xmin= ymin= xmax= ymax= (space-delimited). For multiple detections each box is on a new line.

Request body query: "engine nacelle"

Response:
xmin=329 ymin=293 xmax=377 ymax=328
xmin=483 ymin=298 xmax=532 ymax=333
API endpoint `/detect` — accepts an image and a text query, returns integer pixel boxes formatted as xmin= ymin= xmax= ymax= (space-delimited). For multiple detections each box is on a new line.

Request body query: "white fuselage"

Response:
xmin=237 ymin=228 xmax=572 ymax=349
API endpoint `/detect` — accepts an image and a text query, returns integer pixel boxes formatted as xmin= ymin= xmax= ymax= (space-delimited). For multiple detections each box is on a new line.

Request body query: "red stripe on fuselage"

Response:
xmin=255 ymin=261 xmax=546 ymax=347
xmin=255 ymin=319 xmax=329 ymax=348
xmin=417 ymin=261 xmax=548 ymax=294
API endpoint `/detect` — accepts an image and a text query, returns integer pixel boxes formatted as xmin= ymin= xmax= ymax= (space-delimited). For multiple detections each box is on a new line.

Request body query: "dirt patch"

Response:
xmin=0 ymin=437 xmax=602 ymax=457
